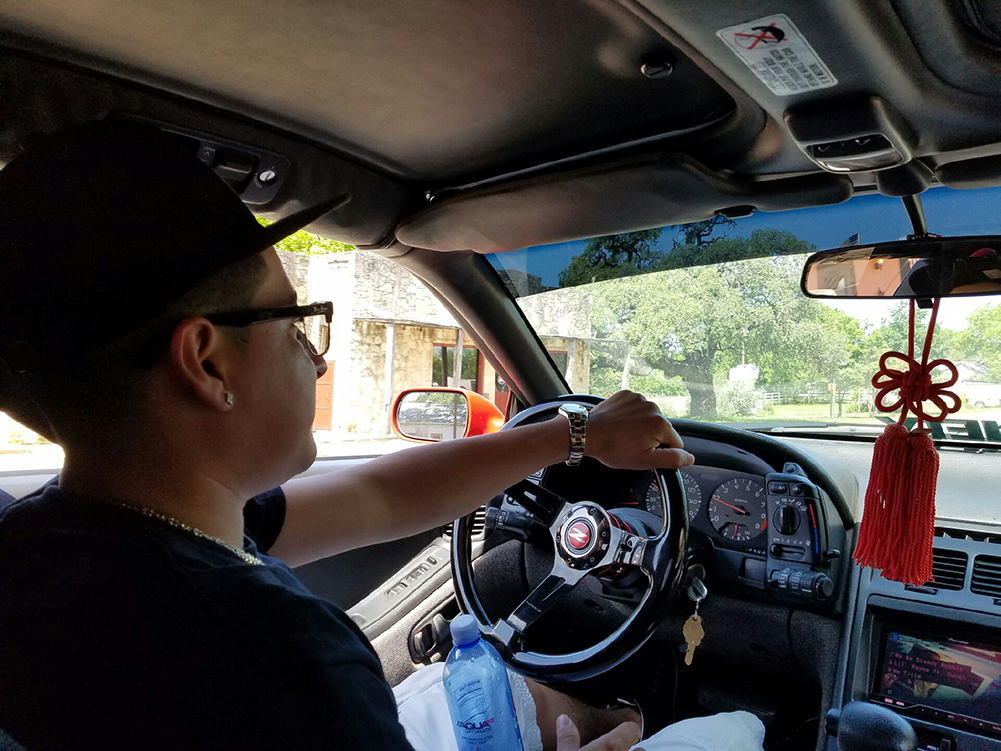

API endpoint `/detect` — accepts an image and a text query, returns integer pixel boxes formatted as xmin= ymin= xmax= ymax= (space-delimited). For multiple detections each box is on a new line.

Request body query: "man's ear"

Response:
xmin=167 ymin=318 xmax=236 ymax=410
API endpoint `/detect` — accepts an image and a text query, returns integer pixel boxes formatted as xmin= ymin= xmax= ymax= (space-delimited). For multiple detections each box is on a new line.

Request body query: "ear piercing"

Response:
xmin=225 ymin=392 xmax=234 ymax=406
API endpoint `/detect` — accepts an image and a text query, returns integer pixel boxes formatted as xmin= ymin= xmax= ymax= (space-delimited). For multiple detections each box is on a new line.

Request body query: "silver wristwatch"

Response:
xmin=558 ymin=403 xmax=588 ymax=466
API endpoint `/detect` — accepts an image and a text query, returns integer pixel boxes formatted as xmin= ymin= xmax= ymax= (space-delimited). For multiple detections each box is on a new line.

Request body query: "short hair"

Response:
xmin=0 ymin=252 xmax=268 ymax=445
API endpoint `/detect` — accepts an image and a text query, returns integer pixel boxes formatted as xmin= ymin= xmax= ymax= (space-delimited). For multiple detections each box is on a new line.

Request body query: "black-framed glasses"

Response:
xmin=206 ymin=301 xmax=332 ymax=357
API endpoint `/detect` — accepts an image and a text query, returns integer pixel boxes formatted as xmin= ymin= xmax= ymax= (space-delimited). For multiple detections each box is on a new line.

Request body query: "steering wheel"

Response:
xmin=451 ymin=396 xmax=688 ymax=682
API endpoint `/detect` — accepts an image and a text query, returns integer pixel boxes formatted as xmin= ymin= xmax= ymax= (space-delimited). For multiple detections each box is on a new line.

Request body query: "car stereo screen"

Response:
xmin=873 ymin=630 xmax=1001 ymax=734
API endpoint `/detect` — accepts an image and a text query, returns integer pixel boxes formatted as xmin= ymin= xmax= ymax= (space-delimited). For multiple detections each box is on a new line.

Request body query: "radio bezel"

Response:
xmin=867 ymin=616 xmax=1001 ymax=738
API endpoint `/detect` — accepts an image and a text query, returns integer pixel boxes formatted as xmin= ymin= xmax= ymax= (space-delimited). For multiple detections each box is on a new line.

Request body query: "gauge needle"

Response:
xmin=712 ymin=497 xmax=748 ymax=515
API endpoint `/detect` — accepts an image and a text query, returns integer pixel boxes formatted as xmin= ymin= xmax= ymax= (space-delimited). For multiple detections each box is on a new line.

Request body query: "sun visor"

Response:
xmin=936 ymin=155 xmax=1001 ymax=190
xmin=396 ymin=154 xmax=853 ymax=253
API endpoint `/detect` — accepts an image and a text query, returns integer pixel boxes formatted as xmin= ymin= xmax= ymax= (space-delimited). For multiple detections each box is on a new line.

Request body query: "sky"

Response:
xmin=488 ymin=185 xmax=1001 ymax=331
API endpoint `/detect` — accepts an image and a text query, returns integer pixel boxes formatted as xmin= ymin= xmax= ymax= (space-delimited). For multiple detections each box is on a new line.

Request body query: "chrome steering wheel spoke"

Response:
xmin=609 ymin=526 xmax=651 ymax=574
xmin=499 ymin=558 xmax=587 ymax=638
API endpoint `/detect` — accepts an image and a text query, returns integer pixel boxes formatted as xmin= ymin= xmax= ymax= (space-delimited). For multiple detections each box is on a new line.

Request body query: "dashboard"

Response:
xmin=539 ymin=461 xmax=771 ymax=548
xmin=536 ymin=449 xmax=849 ymax=610
xmin=517 ymin=429 xmax=1001 ymax=750
xmin=349 ymin=423 xmax=1001 ymax=751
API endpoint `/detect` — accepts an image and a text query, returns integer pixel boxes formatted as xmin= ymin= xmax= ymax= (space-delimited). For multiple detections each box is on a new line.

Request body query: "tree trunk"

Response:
xmin=652 ymin=354 xmax=717 ymax=419
xmin=684 ymin=373 xmax=717 ymax=418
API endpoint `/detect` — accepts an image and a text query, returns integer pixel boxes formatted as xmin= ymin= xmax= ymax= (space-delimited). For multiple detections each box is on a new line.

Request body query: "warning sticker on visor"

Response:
xmin=716 ymin=14 xmax=837 ymax=96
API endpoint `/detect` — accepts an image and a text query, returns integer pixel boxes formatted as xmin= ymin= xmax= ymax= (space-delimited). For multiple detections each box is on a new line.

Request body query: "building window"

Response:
xmin=548 ymin=350 xmax=569 ymax=376
xmin=432 ymin=344 xmax=480 ymax=390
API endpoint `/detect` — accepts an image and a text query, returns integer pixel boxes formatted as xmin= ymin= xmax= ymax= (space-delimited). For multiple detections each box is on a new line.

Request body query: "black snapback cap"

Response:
xmin=0 ymin=120 xmax=347 ymax=368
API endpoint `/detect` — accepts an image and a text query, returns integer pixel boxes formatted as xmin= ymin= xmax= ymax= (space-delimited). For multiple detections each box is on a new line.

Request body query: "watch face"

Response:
xmin=562 ymin=403 xmax=588 ymax=416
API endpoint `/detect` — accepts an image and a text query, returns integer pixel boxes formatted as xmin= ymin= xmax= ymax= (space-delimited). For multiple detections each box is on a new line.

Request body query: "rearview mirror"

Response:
xmin=801 ymin=237 xmax=1001 ymax=299
xmin=392 ymin=388 xmax=505 ymax=443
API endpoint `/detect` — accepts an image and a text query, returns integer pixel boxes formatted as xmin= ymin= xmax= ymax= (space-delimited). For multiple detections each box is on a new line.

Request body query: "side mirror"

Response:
xmin=392 ymin=388 xmax=505 ymax=443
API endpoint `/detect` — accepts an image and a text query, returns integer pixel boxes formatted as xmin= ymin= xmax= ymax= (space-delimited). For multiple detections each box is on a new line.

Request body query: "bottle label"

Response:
xmin=452 ymin=677 xmax=497 ymax=746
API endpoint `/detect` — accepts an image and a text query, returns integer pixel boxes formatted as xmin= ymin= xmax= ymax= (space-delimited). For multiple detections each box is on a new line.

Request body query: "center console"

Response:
xmin=835 ymin=533 xmax=1001 ymax=751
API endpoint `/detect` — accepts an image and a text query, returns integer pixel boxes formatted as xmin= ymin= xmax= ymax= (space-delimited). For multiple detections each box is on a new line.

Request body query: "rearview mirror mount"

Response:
xmin=801 ymin=236 xmax=1001 ymax=299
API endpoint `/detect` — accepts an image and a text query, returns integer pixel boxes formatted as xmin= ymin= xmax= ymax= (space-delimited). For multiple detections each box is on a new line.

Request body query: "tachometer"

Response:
xmin=681 ymin=471 xmax=702 ymax=522
xmin=707 ymin=478 xmax=767 ymax=542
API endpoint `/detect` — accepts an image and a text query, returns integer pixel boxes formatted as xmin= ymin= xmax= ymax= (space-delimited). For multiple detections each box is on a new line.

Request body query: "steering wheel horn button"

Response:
xmin=566 ymin=521 xmax=593 ymax=551
xmin=558 ymin=504 xmax=611 ymax=567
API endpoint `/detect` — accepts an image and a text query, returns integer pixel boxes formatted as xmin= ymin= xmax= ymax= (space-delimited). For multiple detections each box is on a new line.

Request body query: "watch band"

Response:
xmin=558 ymin=404 xmax=588 ymax=466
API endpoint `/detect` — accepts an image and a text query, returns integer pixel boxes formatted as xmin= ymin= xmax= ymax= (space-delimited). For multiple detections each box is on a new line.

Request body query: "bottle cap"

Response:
xmin=449 ymin=614 xmax=481 ymax=647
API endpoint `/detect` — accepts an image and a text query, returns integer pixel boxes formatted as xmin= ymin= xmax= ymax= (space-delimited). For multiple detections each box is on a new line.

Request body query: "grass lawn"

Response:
xmin=750 ymin=403 xmax=875 ymax=423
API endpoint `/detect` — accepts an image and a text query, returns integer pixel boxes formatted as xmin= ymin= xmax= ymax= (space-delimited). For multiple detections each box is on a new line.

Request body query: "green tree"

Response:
xmin=559 ymin=218 xmax=749 ymax=289
xmin=954 ymin=304 xmax=1001 ymax=379
xmin=872 ymin=301 xmax=929 ymax=355
xmin=558 ymin=228 xmax=663 ymax=287
xmin=577 ymin=225 xmax=859 ymax=418
xmin=255 ymin=216 xmax=355 ymax=255
xmin=591 ymin=265 xmax=743 ymax=416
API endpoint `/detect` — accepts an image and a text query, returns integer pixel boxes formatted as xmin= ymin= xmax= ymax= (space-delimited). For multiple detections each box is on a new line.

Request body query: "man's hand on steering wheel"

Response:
xmin=453 ymin=392 xmax=694 ymax=682
xmin=584 ymin=391 xmax=694 ymax=471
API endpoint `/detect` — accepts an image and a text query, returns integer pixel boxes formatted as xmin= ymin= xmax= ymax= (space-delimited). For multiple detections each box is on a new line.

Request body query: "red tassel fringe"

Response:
xmin=853 ymin=425 xmax=939 ymax=586
xmin=853 ymin=299 xmax=957 ymax=586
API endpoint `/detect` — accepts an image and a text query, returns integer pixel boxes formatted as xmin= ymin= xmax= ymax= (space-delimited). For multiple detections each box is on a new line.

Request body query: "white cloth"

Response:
xmin=394 ymin=663 xmax=543 ymax=751
xmin=632 ymin=711 xmax=765 ymax=751
xmin=394 ymin=664 xmax=764 ymax=751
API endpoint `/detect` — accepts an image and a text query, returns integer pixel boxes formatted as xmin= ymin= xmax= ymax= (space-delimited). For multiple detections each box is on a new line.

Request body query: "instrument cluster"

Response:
xmin=540 ymin=461 xmax=770 ymax=554
xmin=676 ymin=466 xmax=769 ymax=554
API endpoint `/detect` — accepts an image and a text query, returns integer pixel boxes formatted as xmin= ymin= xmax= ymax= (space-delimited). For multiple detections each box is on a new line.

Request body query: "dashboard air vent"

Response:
xmin=971 ymin=555 xmax=1001 ymax=597
xmin=926 ymin=548 xmax=968 ymax=590
xmin=444 ymin=506 xmax=487 ymax=539
xmin=936 ymin=526 xmax=1001 ymax=544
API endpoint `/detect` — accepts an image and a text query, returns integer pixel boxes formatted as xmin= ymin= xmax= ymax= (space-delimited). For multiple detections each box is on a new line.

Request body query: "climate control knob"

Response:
xmin=774 ymin=505 xmax=801 ymax=535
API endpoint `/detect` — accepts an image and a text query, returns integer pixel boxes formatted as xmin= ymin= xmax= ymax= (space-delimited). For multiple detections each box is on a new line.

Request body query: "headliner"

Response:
xmin=0 ymin=0 xmax=734 ymax=184
xmin=9 ymin=1 xmax=1001 ymax=251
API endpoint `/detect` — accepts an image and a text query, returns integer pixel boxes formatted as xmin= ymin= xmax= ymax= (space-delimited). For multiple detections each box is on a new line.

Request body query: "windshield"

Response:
xmin=488 ymin=185 xmax=1001 ymax=445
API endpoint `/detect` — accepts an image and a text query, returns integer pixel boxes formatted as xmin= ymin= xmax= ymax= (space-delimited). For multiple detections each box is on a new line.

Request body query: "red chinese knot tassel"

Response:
xmin=852 ymin=300 xmax=961 ymax=585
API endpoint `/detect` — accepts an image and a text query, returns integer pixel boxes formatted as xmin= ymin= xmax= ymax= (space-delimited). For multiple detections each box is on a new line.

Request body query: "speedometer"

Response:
xmin=681 ymin=471 xmax=702 ymax=522
xmin=707 ymin=478 xmax=767 ymax=542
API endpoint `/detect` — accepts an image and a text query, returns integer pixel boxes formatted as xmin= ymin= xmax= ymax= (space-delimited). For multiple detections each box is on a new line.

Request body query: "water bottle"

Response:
xmin=444 ymin=614 xmax=524 ymax=751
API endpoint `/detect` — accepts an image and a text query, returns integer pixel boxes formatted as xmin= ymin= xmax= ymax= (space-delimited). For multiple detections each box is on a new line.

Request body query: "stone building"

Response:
xmin=0 ymin=250 xmax=597 ymax=457
xmin=278 ymin=249 xmax=593 ymax=437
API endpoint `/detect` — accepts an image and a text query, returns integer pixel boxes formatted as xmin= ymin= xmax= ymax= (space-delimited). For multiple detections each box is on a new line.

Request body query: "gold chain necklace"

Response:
xmin=118 ymin=504 xmax=263 ymax=566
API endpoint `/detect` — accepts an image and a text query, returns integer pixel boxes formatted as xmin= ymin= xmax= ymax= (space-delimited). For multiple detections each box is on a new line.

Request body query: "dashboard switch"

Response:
xmin=806 ymin=572 xmax=835 ymax=600
xmin=768 ymin=481 xmax=788 ymax=494
xmin=767 ymin=567 xmax=834 ymax=600
xmin=774 ymin=505 xmax=801 ymax=535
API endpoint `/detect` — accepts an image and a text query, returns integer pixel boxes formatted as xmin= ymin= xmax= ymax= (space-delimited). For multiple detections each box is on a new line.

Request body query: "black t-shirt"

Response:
xmin=0 ymin=485 xmax=415 ymax=750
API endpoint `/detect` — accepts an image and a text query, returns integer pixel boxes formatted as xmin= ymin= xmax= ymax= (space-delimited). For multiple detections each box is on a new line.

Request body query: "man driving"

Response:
xmin=0 ymin=122 xmax=764 ymax=750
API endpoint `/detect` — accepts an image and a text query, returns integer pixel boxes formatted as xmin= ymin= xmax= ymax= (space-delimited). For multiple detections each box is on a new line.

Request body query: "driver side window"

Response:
xmin=0 ymin=231 xmax=508 ymax=473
